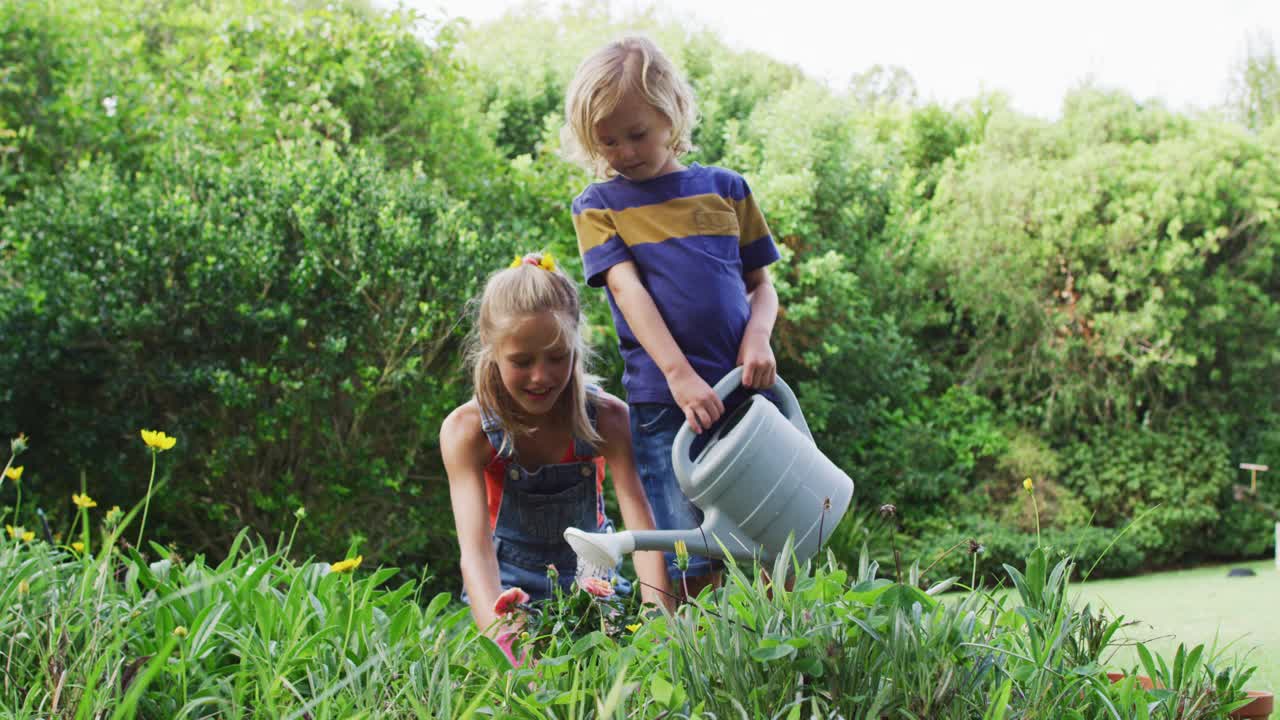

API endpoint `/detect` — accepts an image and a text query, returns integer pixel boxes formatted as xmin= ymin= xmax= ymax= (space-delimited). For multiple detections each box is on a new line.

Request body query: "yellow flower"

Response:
xmin=140 ymin=429 xmax=177 ymax=451
xmin=72 ymin=493 xmax=98 ymax=509
xmin=5 ymin=525 xmax=32 ymax=542
xmin=674 ymin=539 xmax=690 ymax=573
xmin=1023 ymin=477 xmax=1034 ymax=492
xmin=626 ymin=623 xmax=641 ymax=633
xmin=4 ymin=466 xmax=22 ymax=482
xmin=331 ymin=555 xmax=363 ymax=574
xmin=71 ymin=542 xmax=85 ymax=552
xmin=539 ymin=252 xmax=556 ymax=272
xmin=17 ymin=580 xmax=29 ymax=595
xmin=172 ymin=626 xmax=188 ymax=637
xmin=509 ymin=253 xmax=524 ymax=269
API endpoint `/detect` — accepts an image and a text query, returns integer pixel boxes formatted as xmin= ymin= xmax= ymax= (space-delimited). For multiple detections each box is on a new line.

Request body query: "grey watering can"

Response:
xmin=564 ymin=367 xmax=854 ymax=569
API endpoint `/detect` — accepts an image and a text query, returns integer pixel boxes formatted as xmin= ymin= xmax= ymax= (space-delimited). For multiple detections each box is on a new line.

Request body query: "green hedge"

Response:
xmin=1 ymin=144 xmax=505 ymax=579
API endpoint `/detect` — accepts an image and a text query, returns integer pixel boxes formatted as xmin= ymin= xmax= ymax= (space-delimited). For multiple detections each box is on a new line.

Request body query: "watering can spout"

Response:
xmin=564 ymin=511 xmax=765 ymax=568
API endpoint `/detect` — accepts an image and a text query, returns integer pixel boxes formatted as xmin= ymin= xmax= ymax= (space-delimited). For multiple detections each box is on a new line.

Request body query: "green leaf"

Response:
xmin=982 ymin=678 xmax=1012 ymax=720
xmin=795 ymin=657 xmax=824 ymax=678
xmin=750 ymin=640 xmax=795 ymax=661
xmin=474 ymin=635 xmax=511 ymax=670
xmin=651 ymin=674 xmax=673 ymax=706
xmin=110 ymin=637 xmax=178 ymax=720
xmin=569 ymin=630 xmax=609 ymax=656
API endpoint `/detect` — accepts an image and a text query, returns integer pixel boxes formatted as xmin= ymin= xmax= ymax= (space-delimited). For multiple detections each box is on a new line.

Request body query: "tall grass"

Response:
xmin=1 ymin=432 xmax=1265 ymax=717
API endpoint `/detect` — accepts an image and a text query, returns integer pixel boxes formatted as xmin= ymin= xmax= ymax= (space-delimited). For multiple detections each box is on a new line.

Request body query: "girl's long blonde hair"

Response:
xmin=561 ymin=34 xmax=698 ymax=178
xmin=467 ymin=253 xmax=602 ymax=453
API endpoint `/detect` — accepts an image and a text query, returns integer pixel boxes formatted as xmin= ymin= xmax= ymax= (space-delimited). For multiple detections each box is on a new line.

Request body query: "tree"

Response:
xmin=1228 ymin=31 xmax=1280 ymax=131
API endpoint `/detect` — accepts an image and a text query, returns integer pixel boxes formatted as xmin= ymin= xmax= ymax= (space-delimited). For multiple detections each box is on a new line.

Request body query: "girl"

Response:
xmin=439 ymin=251 xmax=672 ymax=639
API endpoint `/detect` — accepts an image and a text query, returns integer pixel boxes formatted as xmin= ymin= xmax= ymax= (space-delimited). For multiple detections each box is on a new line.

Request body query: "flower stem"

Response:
xmin=285 ymin=515 xmax=302 ymax=555
xmin=1031 ymin=492 xmax=1041 ymax=548
xmin=137 ymin=451 xmax=157 ymax=549
xmin=339 ymin=580 xmax=356 ymax=662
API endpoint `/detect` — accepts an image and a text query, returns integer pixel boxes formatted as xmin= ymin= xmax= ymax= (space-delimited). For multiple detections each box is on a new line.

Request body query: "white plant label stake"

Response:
xmin=1239 ymin=462 xmax=1272 ymax=570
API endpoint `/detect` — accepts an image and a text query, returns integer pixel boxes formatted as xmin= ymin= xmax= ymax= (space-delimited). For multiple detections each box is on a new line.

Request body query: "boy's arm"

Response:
xmin=604 ymin=261 xmax=724 ymax=433
xmin=738 ymin=266 xmax=778 ymax=389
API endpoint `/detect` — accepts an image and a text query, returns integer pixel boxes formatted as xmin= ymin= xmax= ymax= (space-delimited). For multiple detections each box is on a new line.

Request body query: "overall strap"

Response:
xmin=572 ymin=386 xmax=604 ymax=458
xmin=478 ymin=403 xmax=514 ymax=460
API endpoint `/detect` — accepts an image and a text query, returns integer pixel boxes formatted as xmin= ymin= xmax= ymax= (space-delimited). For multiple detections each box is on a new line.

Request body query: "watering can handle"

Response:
xmin=670 ymin=367 xmax=813 ymax=487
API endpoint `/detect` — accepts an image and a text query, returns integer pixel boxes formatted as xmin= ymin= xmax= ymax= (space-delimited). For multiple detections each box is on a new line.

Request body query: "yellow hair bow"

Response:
xmin=509 ymin=252 xmax=556 ymax=273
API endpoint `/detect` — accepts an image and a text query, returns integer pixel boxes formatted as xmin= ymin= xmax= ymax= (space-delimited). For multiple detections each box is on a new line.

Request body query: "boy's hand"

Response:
xmin=668 ymin=366 xmax=724 ymax=434
xmin=738 ymin=331 xmax=776 ymax=389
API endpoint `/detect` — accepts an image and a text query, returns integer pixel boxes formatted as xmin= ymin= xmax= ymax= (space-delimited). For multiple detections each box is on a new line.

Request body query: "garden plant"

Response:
xmin=1 ymin=430 xmax=1269 ymax=717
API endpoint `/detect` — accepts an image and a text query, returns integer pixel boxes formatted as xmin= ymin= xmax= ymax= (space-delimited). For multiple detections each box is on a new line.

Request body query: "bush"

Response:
xmin=912 ymin=519 xmax=1146 ymax=588
xmin=0 ymin=144 xmax=508 ymax=580
xmin=1060 ymin=416 xmax=1234 ymax=566
xmin=853 ymin=385 xmax=1007 ymax=511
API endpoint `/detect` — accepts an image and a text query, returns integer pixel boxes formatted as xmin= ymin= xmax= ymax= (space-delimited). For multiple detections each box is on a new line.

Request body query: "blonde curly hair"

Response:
xmin=561 ymin=35 xmax=698 ymax=178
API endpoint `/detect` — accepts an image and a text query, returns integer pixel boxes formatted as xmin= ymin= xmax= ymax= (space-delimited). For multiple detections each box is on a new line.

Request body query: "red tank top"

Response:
xmin=483 ymin=443 xmax=607 ymax=531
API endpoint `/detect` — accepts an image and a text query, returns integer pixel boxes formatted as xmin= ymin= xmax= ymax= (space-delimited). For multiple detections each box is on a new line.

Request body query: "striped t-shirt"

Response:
xmin=572 ymin=163 xmax=779 ymax=405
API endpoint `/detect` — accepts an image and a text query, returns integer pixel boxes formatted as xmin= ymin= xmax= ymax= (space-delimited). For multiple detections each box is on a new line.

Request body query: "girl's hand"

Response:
xmin=737 ymin=331 xmax=776 ymax=389
xmin=667 ymin=366 xmax=723 ymax=433
xmin=495 ymin=629 xmax=527 ymax=668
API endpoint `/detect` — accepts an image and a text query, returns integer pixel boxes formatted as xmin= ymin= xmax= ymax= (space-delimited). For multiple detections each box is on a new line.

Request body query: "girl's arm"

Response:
xmin=604 ymin=261 xmax=724 ymax=433
xmin=594 ymin=392 xmax=675 ymax=612
xmin=440 ymin=402 xmax=507 ymax=634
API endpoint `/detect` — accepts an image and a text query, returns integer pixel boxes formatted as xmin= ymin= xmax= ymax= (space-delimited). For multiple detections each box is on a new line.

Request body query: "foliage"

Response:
xmin=4 ymin=0 xmax=1280 ymax=586
xmin=917 ymin=518 xmax=1148 ymax=587
xmin=0 ymin=144 xmax=505 ymax=577
xmin=0 ymin=0 xmax=496 ymax=204
xmin=1228 ymin=31 xmax=1280 ymax=132
xmin=1061 ymin=416 xmax=1235 ymax=565
xmin=924 ymin=90 xmax=1280 ymax=434
xmin=3 ymin=536 xmax=1244 ymax=717
xmin=0 ymin=431 xmax=1262 ymax=718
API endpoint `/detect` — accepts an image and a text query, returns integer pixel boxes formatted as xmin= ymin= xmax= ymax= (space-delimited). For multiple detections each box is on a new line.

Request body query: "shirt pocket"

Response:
xmin=693 ymin=210 xmax=740 ymax=237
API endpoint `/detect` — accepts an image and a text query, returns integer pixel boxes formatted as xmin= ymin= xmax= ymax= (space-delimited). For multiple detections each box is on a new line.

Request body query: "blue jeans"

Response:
xmin=629 ymin=403 xmax=720 ymax=580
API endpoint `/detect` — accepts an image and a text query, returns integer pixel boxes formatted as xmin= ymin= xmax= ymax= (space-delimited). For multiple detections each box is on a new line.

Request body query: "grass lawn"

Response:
xmin=1069 ymin=558 xmax=1279 ymax=693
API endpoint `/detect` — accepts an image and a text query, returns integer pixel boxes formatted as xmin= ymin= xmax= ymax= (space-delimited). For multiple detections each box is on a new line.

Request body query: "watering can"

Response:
xmin=564 ymin=367 xmax=854 ymax=569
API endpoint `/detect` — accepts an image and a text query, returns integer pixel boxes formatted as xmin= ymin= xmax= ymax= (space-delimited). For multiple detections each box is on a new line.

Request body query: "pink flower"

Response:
xmin=578 ymin=576 xmax=615 ymax=598
xmin=493 ymin=587 xmax=530 ymax=616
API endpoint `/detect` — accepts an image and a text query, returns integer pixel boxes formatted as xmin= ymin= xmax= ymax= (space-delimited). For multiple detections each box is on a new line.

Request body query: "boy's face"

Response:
xmin=594 ymin=90 xmax=683 ymax=181
xmin=497 ymin=312 xmax=574 ymax=417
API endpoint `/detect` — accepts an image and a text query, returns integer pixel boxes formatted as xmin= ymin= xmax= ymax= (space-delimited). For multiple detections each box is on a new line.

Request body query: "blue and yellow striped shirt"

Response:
xmin=572 ymin=163 xmax=779 ymax=404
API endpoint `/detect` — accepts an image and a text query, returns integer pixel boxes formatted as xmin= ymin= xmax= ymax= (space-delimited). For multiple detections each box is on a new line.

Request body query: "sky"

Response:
xmin=389 ymin=0 xmax=1280 ymax=119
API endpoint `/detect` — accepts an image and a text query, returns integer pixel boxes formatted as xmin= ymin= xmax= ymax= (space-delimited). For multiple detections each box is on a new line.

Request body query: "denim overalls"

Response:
xmin=479 ymin=399 xmax=631 ymax=603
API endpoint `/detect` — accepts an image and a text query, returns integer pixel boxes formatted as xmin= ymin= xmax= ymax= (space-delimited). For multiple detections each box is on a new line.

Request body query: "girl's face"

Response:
xmin=593 ymin=90 xmax=683 ymax=181
xmin=496 ymin=312 xmax=574 ymax=417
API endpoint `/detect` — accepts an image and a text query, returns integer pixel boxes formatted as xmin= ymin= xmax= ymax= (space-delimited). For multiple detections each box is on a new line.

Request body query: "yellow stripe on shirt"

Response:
xmin=577 ymin=194 xmax=749 ymax=250
xmin=573 ymin=208 xmax=617 ymax=254
xmin=733 ymin=194 xmax=771 ymax=247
